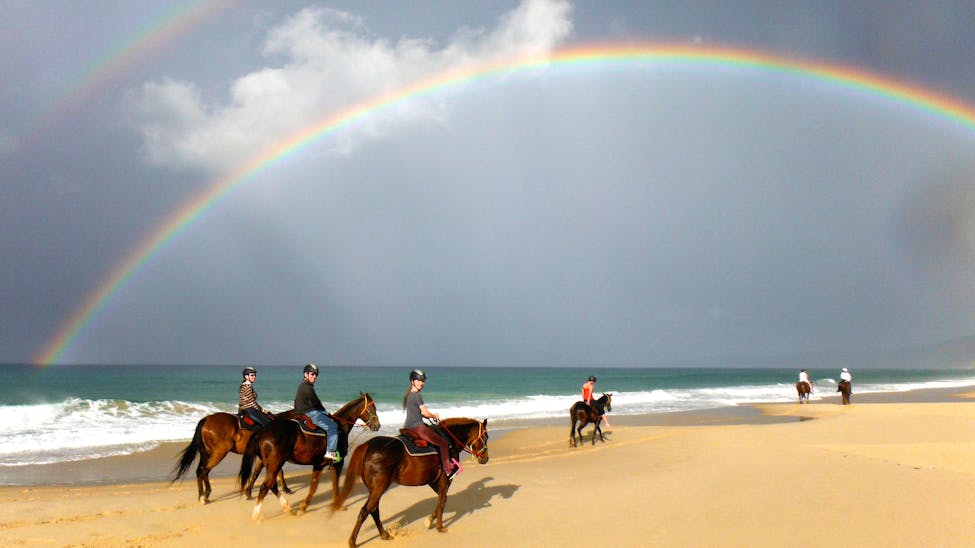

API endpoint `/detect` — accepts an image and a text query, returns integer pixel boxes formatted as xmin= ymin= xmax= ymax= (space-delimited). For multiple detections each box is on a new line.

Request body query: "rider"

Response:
xmin=799 ymin=368 xmax=813 ymax=392
xmin=294 ymin=363 xmax=341 ymax=463
xmin=238 ymin=366 xmax=273 ymax=427
xmin=581 ymin=375 xmax=611 ymax=428
xmin=839 ymin=367 xmax=852 ymax=392
xmin=403 ymin=369 xmax=459 ymax=480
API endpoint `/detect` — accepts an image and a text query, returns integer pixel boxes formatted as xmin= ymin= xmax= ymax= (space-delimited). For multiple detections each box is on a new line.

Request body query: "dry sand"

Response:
xmin=3 ymin=389 xmax=975 ymax=547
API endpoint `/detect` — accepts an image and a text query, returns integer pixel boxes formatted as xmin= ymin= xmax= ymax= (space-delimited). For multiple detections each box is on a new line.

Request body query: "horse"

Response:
xmin=837 ymin=380 xmax=852 ymax=405
xmin=239 ymin=392 xmax=381 ymax=520
xmin=331 ymin=417 xmax=489 ymax=547
xmin=796 ymin=381 xmax=812 ymax=404
xmin=569 ymin=392 xmax=612 ymax=447
xmin=171 ymin=411 xmax=291 ymax=504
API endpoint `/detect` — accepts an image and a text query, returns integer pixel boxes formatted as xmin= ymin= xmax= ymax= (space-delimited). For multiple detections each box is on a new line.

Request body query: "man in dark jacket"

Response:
xmin=294 ymin=363 xmax=341 ymax=462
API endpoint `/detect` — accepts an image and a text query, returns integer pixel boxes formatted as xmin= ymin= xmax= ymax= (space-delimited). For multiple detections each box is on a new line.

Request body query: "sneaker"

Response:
xmin=446 ymin=458 xmax=462 ymax=480
xmin=324 ymin=451 xmax=341 ymax=463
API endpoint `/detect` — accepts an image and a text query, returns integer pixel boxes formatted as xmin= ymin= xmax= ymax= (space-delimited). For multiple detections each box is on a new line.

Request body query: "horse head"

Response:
xmin=603 ymin=393 xmax=612 ymax=412
xmin=357 ymin=392 xmax=382 ymax=431
xmin=443 ymin=417 xmax=489 ymax=464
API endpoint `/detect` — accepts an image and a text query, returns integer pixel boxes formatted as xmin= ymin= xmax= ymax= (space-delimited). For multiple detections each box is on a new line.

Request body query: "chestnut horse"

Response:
xmin=837 ymin=380 xmax=852 ymax=405
xmin=569 ymin=392 xmax=612 ymax=447
xmin=171 ymin=411 xmax=290 ymax=504
xmin=331 ymin=418 xmax=489 ymax=547
xmin=796 ymin=381 xmax=812 ymax=404
xmin=239 ymin=392 xmax=380 ymax=520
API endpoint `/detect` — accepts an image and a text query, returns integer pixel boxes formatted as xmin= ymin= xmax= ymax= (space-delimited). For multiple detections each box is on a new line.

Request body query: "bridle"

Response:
xmin=330 ymin=394 xmax=380 ymax=430
xmin=440 ymin=419 xmax=488 ymax=460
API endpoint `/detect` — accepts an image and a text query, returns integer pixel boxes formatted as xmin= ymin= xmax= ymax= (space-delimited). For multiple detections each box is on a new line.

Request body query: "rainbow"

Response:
xmin=34 ymin=43 xmax=975 ymax=365
xmin=9 ymin=0 xmax=236 ymax=160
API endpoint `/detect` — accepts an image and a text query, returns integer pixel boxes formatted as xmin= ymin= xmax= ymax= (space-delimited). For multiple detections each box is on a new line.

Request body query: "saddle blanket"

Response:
xmin=397 ymin=434 xmax=439 ymax=457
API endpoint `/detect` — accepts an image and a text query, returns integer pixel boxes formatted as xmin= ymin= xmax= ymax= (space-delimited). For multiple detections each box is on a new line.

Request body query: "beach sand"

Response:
xmin=3 ymin=388 xmax=975 ymax=547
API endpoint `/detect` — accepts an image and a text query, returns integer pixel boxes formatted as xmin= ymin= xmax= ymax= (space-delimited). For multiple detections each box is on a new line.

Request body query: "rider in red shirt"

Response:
xmin=581 ymin=375 xmax=611 ymax=428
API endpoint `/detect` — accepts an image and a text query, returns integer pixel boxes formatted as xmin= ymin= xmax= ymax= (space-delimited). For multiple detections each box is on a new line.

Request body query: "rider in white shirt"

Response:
xmin=799 ymin=368 xmax=812 ymax=392
xmin=840 ymin=367 xmax=852 ymax=382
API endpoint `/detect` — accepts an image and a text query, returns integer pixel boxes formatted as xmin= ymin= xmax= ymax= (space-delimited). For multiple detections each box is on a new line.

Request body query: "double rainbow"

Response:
xmin=35 ymin=44 xmax=975 ymax=365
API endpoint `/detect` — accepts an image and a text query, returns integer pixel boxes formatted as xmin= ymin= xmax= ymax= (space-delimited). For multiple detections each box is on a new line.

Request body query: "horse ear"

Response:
xmin=482 ymin=418 xmax=488 ymax=428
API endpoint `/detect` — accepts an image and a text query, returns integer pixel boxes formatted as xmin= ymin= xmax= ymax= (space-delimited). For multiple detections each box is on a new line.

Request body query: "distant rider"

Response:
xmin=839 ymin=367 xmax=852 ymax=393
xmin=403 ymin=369 xmax=459 ymax=480
xmin=581 ymin=375 xmax=611 ymax=428
xmin=799 ymin=368 xmax=813 ymax=392
xmin=294 ymin=363 xmax=341 ymax=462
xmin=238 ymin=367 xmax=272 ymax=427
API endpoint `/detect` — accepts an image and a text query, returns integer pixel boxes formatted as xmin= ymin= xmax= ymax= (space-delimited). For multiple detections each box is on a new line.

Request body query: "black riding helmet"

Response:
xmin=409 ymin=369 xmax=427 ymax=382
xmin=242 ymin=366 xmax=257 ymax=378
xmin=588 ymin=375 xmax=596 ymax=383
xmin=304 ymin=363 xmax=319 ymax=374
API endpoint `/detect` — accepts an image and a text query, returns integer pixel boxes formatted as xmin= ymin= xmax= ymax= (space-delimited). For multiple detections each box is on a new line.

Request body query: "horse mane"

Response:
xmin=333 ymin=391 xmax=369 ymax=417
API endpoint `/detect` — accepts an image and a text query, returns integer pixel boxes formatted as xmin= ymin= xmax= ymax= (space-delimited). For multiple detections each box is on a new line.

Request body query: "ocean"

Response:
xmin=2 ymin=364 xmax=974 ymax=470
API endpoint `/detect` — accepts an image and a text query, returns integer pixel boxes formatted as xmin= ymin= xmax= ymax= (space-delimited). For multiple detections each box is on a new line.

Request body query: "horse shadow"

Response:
xmin=351 ymin=477 xmax=518 ymax=544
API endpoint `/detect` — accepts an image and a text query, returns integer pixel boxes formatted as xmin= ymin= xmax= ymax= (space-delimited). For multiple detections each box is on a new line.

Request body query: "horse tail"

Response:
xmin=171 ymin=417 xmax=206 ymax=483
xmin=238 ymin=426 xmax=262 ymax=490
xmin=331 ymin=442 xmax=366 ymax=513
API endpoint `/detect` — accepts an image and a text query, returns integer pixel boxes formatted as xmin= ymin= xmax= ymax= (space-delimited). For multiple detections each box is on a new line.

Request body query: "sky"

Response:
xmin=2 ymin=0 xmax=974 ymax=366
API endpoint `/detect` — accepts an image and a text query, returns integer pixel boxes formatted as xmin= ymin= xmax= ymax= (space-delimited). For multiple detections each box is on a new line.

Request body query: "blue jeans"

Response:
xmin=305 ymin=410 xmax=339 ymax=453
xmin=242 ymin=407 xmax=270 ymax=427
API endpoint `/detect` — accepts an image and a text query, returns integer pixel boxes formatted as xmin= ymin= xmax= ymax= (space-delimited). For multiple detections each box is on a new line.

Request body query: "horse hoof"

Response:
xmin=424 ymin=516 xmax=434 ymax=529
xmin=198 ymin=496 xmax=207 ymax=505
xmin=436 ymin=527 xmax=448 ymax=533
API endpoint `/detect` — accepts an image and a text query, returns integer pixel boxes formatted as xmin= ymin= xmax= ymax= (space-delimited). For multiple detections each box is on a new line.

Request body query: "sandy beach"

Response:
xmin=3 ymin=388 xmax=975 ymax=547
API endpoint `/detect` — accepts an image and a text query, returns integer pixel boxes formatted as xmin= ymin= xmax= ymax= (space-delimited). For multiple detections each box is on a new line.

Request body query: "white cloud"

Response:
xmin=127 ymin=0 xmax=573 ymax=173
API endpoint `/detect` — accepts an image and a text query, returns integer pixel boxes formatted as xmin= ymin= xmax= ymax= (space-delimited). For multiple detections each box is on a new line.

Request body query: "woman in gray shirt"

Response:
xmin=402 ymin=369 xmax=458 ymax=479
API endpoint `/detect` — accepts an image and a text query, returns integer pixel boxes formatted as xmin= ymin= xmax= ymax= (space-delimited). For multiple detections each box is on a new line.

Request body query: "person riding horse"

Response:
xmin=403 ymin=369 xmax=460 ymax=480
xmin=798 ymin=368 xmax=813 ymax=393
xmin=294 ymin=363 xmax=341 ymax=463
xmin=238 ymin=367 xmax=273 ymax=427
xmin=582 ymin=375 xmax=611 ymax=428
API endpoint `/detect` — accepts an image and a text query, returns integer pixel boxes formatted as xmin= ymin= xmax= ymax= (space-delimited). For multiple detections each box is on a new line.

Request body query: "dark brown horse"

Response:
xmin=796 ymin=381 xmax=812 ymax=404
xmin=171 ymin=411 xmax=290 ymax=504
xmin=569 ymin=392 xmax=612 ymax=447
xmin=331 ymin=417 xmax=489 ymax=547
xmin=837 ymin=380 xmax=852 ymax=405
xmin=239 ymin=392 xmax=381 ymax=520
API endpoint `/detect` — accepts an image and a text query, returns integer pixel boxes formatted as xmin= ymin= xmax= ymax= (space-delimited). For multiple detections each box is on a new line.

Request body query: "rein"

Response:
xmin=438 ymin=420 xmax=487 ymax=460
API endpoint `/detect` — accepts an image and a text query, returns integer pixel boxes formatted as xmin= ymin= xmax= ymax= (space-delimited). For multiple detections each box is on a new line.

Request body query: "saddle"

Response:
xmin=397 ymin=429 xmax=443 ymax=457
xmin=290 ymin=414 xmax=329 ymax=437
xmin=237 ymin=413 xmax=263 ymax=432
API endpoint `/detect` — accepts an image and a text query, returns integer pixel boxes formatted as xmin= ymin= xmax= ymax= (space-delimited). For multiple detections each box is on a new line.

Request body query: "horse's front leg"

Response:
xmin=592 ymin=422 xmax=602 ymax=445
xmin=429 ymin=478 xmax=450 ymax=532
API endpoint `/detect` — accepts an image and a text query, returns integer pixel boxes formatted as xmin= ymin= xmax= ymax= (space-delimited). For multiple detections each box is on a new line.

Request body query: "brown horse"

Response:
xmin=837 ymin=380 xmax=852 ymax=405
xmin=331 ymin=417 xmax=489 ymax=547
xmin=171 ymin=412 xmax=290 ymax=504
xmin=569 ymin=392 xmax=612 ymax=447
xmin=239 ymin=392 xmax=381 ymax=520
xmin=796 ymin=381 xmax=812 ymax=404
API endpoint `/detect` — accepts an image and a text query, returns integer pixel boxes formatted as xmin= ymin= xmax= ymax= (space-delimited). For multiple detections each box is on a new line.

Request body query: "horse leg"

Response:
xmin=279 ymin=468 xmax=293 ymax=494
xmin=351 ymin=478 xmax=393 ymax=546
xmin=594 ymin=421 xmax=603 ymax=445
xmin=197 ymin=445 xmax=228 ymax=505
xmin=430 ymin=477 xmax=450 ymax=533
xmin=298 ymin=465 xmax=325 ymax=514
xmin=245 ymin=459 xmax=264 ymax=500
xmin=577 ymin=422 xmax=587 ymax=446
xmin=252 ymin=460 xmax=287 ymax=521
xmin=569 ymin=416 xmax=578 ymax=448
